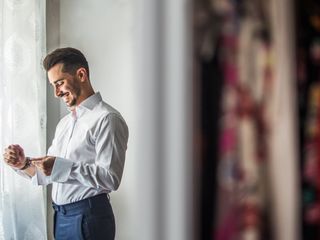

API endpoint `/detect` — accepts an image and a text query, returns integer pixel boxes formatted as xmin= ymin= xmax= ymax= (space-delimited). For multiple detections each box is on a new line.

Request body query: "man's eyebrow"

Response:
xmin=52 ymin=78 xmax=64 ymax=85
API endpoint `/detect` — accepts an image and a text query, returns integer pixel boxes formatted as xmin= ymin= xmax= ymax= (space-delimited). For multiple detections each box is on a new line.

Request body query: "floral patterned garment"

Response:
xmin=213 ymin=0 xmax=274 ymax=239
xmin=296 ymin=0 xmax=320 ymax=238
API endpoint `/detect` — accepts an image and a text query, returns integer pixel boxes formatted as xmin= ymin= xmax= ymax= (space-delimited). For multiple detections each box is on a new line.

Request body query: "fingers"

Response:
xmin=30 ymin=156 xmax=53 ymax=163
xmin=30 ymin=157 xmax=45 ymax=167
xmin=29 ymin=158 xmax=43 ymax=167
xmin=3 ymin=154 xmax=21 ymax=168
xmin=7 ymin=145 xmax=18 ymax=153
xmin=8 ymin=144 xmax=18 ymax=150
xmin=29 ymin=158 xmax=47 ymax=175
xmin=2 ymin=144 xmax=25 ymax=168
xmin=3 ymin=153 xmax=18 ymax=164
xmin=4 ymin=145 xmax=20 ymax=157
xmin=4 ymin=148 xmax=16 ymax=156
xmin=29 ymin=157 xmax=43 ymax=162
xmin=30 ymin=157 xmax=55 ymax=176
xmin=13 ymin=144 xmax=23 ymax=153
xmin=3 ymin=147 xmax=18 ymax=163
xmin=3 ymin=151 xmax=17 ymax=160
xmin=30 ymin=157 xmax=49 ymax=167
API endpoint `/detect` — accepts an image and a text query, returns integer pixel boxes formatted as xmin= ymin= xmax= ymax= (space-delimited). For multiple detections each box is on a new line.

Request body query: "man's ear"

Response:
xmin=76 ymin=67 xmax=88 ymax=82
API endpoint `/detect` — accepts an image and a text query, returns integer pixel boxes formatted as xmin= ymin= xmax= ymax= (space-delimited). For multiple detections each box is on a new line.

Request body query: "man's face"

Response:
xmin=48 ymin=63 xmax=82 ymax=108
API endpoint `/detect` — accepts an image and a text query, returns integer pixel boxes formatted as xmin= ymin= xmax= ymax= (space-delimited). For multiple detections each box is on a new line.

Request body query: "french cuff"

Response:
xmin=31 ymin=169 xmax=52 ymax=186
xmin=51 ymin=157 xmax=73 ymax=182
xmin=31 ymin=172 xmax=40 ymax=185
xmin=15 ymin=169 xmax=32 ymax=180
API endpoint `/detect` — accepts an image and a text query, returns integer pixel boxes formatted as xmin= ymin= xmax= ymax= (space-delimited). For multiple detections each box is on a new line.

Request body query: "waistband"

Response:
xmin=52 ymin=193 xmax=110 ymax=215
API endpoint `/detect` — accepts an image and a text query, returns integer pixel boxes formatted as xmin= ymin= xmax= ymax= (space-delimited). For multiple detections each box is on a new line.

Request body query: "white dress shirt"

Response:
xmin=32 ymin=92 xmax=128 ymax=205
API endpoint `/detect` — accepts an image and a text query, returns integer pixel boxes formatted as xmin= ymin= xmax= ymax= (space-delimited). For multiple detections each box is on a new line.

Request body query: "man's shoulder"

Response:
xmin=88 ymin=102 xmax=128 ymax=135
xmin=94 ymin=102 xmax=127 ymax=129
xmin=95 ymin=101 xmax=122 ymax=117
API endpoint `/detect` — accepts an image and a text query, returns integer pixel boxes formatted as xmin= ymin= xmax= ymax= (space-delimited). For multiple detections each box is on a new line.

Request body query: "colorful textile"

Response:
xmin=213 ymin=1 xmax=274 ymax=239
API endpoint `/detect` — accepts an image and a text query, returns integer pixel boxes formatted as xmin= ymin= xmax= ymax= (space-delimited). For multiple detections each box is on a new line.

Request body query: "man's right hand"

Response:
xmin=3 ymin=144 xmax=27 ymax=170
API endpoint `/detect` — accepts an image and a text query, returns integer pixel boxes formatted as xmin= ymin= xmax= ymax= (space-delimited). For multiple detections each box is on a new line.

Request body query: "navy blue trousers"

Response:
xmin=52 ymin=194 xmax=115 ymax=240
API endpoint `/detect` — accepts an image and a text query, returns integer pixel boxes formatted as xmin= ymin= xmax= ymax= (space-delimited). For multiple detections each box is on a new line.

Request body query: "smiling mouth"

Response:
xmin=61 ymin=92 xmax=69 ymax=98
xmin=60 ymin=93 xmax=70 ymax=103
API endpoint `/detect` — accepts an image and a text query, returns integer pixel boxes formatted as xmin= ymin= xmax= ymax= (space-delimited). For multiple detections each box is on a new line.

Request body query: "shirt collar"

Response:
xmin=79 ymin=92 xmax=102 ymax=110
xmin=68 ymin=92 xmax=102 ymax=118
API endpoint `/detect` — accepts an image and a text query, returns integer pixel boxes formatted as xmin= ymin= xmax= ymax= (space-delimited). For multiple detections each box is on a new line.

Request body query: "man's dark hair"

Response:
xmin=43 ymin=47 xmax=89 ymax=77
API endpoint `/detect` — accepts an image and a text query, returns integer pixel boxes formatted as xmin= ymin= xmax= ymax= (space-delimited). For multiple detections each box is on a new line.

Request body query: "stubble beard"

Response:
xmin=66 ymin=81 xmax=82 ymax=108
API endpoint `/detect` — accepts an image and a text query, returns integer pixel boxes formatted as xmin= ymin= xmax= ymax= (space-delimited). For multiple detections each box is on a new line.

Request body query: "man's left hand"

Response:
xmin=31 ymin=156 xmax=56 ymax=176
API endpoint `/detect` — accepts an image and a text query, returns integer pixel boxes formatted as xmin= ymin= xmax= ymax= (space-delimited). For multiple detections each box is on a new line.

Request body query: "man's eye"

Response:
xmin=56 ymin=81 xmax=63 ymax=87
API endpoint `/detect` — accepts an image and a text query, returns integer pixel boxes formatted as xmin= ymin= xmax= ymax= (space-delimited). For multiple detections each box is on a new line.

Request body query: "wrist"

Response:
xmin=19 ymin=157 xmax=31 ymax=171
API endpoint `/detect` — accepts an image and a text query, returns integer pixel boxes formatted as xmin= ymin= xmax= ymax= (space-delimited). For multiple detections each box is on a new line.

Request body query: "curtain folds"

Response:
xmin=0 ymin=0 xmax=47 ymax=239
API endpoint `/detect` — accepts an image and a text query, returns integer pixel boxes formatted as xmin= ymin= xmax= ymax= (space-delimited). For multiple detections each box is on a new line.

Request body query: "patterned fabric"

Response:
xmin=296 ymin=0 xmax=320 ymax=238
xmin=213 ymin=0 xmax=274 ymax=239
xmin=304 ymin=83 xmax=320 ymax=226
xmin=0 ymin=0 xmax=47 ymax=239
xmin=300 ymin=25 xmax=320 ymax=240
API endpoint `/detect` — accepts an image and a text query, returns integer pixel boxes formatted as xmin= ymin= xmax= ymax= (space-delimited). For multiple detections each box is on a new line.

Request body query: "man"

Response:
xmin=3 ymin=47 xmax=129 ymax=240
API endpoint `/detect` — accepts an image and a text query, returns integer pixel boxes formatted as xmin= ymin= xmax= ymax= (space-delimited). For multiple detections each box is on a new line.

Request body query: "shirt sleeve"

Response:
xmin=14 ymin=167 xmax=52 ymax=186
xmin=31 ymin=169 xmax=53 ymax=186
xmin=14 ymin=169 xmax=32 ymax=180
xmin=50 ymin=113 xmax=129 ymax=191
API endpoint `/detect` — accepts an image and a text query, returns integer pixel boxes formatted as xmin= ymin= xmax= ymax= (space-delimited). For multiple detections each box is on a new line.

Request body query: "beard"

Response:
xmin=66 ymin=96 xmax=77 ymax=107
xmin=63 ymin=77 xmax=82 ymax=107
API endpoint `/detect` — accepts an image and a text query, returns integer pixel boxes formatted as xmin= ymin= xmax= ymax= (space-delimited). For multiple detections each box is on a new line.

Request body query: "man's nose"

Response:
xmin=54 ymin=87 xmax=62 ymax=98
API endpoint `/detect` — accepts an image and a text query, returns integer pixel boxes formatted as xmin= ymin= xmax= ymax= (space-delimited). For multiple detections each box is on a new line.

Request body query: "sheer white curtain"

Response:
xmin=0 ymin=0 xmax=47 ymax=239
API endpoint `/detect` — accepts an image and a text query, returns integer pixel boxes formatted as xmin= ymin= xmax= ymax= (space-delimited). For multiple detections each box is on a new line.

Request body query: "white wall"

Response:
xmin=47 ymin=0 xmax=193 ymax=239
xmin=58 ymin=1 xmax=136 ymax=239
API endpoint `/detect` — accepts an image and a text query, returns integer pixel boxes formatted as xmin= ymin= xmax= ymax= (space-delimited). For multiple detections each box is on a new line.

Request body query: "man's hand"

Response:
xmin=30 ymin=156 xmax=56 ymax=176
xmin=3 ymin=144 xmax=26 ymax=169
